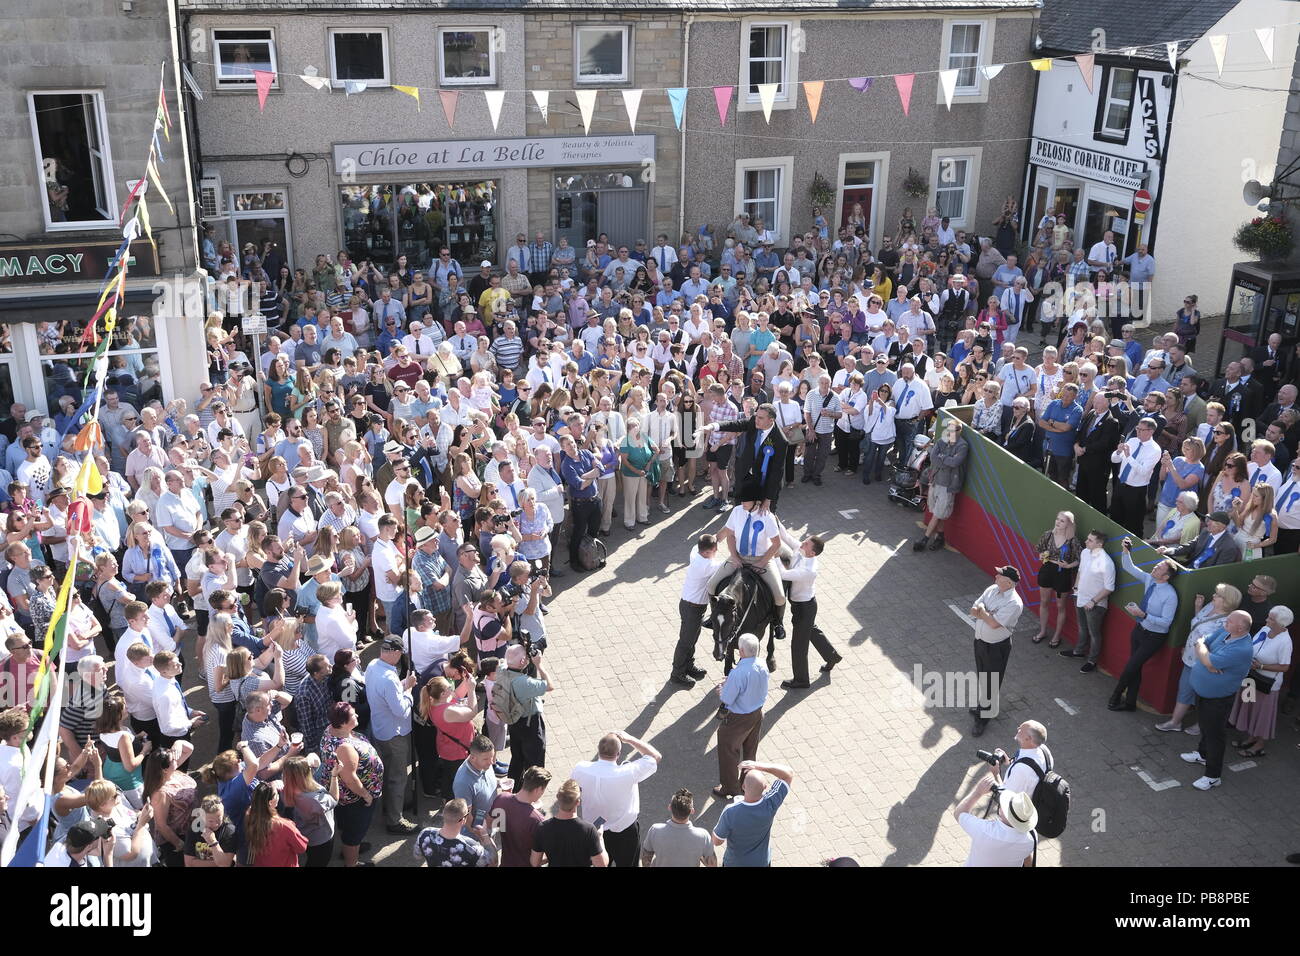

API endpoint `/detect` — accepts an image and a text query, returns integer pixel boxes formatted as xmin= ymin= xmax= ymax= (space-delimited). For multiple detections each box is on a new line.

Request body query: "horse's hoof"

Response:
xmin=766 ymin=657 xmax=777 ymax=673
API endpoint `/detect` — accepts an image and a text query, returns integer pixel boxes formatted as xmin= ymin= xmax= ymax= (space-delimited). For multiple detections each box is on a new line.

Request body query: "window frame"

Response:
xmin=739 ymin=19 xmax=799 ymax=109
xmin=1094 ymin=65 xmax=1137 ymax=145
xmin=573 ymin=24 xmax=632 ymax=86
xmin=26 ymin=89 xmax=120 ymax=232
xmin=228 ymin=186 xmax=294 ymax=272
xmin=438 ymin=26 xmax=499 ymax=88
xmin=929 ymin=147 xmax=984 ymax=230
xmin=327 ymin=27 xmax=391 ymax=89
xmin=937 ymin=18 xmax=993 ymax=104
xmin=733 ymin=156 xmax=794 ymax=242
xmin=212 ymin=27 xmax=279 ymax=91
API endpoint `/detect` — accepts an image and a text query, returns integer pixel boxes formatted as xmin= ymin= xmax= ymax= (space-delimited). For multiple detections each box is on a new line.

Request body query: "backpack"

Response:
xmin=576 ymin=534 xmax=606 ymax=571
xmin=1011 ymin=755 xmax=1070 ymax=839
xmin=490 ymin=668 xmax=528 ymax=726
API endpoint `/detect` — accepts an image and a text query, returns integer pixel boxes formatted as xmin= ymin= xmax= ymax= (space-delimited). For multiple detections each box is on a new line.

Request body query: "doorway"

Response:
xmin=840 ymin=160 xmax=875 ymax=234
xmin=553 ymin=171 xmax=647 ymax=252
xmin=1082 ymin=195 xmax=1129 ymax=261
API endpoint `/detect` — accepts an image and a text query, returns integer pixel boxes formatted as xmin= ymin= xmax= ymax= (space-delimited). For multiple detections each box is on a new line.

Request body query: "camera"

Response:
xmin=975 ymin=749 xmax=1006 ymax=767
xmin=492 ymin=512 xmax=512 ymax=529
xmin=528 ymin=558 xmax=548 ymax=581
xmin=517 ymin=627 xmax=547 ymax=658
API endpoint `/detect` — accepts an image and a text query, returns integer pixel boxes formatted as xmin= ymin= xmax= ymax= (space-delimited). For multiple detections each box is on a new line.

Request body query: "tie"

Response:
xmin=739 ymin=513 xmax=753 ymax=557
xmin=1139 ymin=583 xmax=1154 ymax=612
xmin=164 ymin=612 xmax=176 ymax=638
xmin=176 ymin=678 xmax=193 ymax=716
xmin=1120 ymin=443 xmax=1141 ymax=483
xmin=1013 ymin=295 xmax=1022 ymax=321
xmin=1251 ymin=470 xmax=1263 ymax=486
xmin=507 ymin=484 xmax=518 ymax=508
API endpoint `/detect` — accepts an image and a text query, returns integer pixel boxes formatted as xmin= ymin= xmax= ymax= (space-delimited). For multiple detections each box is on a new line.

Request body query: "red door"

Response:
xmin=841 ymin=187 xmax=873 ymax=232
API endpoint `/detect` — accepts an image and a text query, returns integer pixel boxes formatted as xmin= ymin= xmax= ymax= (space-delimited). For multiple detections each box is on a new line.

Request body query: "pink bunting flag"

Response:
xmin=713 ymin=86 xmax=733 ymax=126
xmin=440 ymin=90 xmax=459 ymax=129
xmin=1074 ymin=54 xmax=1095 ymax=92
xmin=848 ymin=77 xmax=872 ymax=92
xmin=894 ymin=73 xmax=914 ymax=116
xmin=254 ymin=70 xmax=274 ymax=111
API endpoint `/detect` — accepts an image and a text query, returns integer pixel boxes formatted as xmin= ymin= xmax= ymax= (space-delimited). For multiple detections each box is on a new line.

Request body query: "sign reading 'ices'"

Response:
xmin=333 ymin=134 xmax=656 ymax=175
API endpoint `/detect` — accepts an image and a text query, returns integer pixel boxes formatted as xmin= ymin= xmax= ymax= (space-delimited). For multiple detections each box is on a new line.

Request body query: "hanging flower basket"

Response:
xmin=809 ymin=173 xmax=836 ymax=209
xmin=1233 ymin=216 xmax=1294 ymax=262
xmin=902 ymin=167 xmax=929 ymax=199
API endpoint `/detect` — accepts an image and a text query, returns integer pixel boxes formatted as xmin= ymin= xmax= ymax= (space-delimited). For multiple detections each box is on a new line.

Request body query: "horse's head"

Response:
xmin=710 ymin=567 xmax=749 ymax=647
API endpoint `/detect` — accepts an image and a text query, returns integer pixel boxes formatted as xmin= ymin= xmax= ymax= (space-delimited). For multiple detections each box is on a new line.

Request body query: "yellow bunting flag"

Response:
xmin=147 ymin=158 xmax=174 ymax=214
xmin=395 ymin=85 xmax=421 ymax=109
xmin=137 ymin=195 xmax=152 ymax=241
xmin=1030 ymin=58 xmax=1053 ymax=71
xmin=74 ymin=456 xmax=103 ymax=497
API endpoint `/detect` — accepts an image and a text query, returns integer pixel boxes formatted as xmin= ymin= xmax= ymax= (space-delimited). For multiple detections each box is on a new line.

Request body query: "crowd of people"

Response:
xmin=0 ymin=205 xmax=1294 ymax=868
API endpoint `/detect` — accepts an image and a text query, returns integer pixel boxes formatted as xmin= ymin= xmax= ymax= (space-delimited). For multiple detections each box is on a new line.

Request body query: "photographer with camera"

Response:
xmin=507 ymin=560 xmax=551 ymax=645
xmin=494 ymin=641 xmax=554 ymax=783
xmin=952 ymin=770 xmax=1037 ymax=867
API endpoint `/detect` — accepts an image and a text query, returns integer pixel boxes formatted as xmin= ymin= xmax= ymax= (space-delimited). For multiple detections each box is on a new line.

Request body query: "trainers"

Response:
xmin=1183 ymin=724 xmax=1201 ymax=736
xmin=669 ymin=673 xmax=696 ymax=688
xmin=701 ymin=496 xmax=718 ymax=509
xmin=1192 ymin=776 xmax=1221 ymax=791
xmin=386 ymin=819 xmax=419 ymax=834
xmin=1180 ymin=752 xmax=1206 ymax=765
xmin=658 ymin=503 xmax=670 ymax=514
xmin=1154 ymin=721 xmax=1181 ymax=732
xmin=912 ymin=537 xmax=928 ymax=552
xmin=928 ymin=533 xmax=946 ymax=551
xmin=1079 ymin=662 xmax=1097 ymax=673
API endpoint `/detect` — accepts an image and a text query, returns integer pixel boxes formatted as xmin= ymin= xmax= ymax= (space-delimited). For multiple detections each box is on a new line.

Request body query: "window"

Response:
xmin=575 ymin=26 xmax=629 ymax=84
xmin=930 ymin=148 xmax=982 ymax=228
xmin=341 ymin=182 xmax=498 ymax=269
xmin=947 ymin=23 xmax=983 ymax=92
xmin=28 ymin=91 xmax=117 ymax=229
xmin=1098 ymin=67 xmax=1136 ymax=141
xmin=329 ymin=29 xmax=390 ymax=88
xmin=743 ymin=169 xmax=781 ymax=230
xmin=746 ymin=23 xmax=788 ymax=100
xmin=230 ymin=189 xmax=292 ymax=273
xmin=46 ymin=316 xmax=162 ymax=434
xmin=439 ymin=28 xmax=496 ymax=86
xmin=213 ymin=29 xmax=277 ymax=89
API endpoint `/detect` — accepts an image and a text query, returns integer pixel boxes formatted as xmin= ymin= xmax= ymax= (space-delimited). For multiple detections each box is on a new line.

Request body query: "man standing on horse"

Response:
xmin=697 ymin=401 xmax=789 ymax=512
xmin=705 ymin=479 xmax=791 ymax=642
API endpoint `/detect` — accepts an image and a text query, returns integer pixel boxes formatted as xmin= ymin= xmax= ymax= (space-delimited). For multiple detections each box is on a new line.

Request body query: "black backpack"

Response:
xmin=1011 ymin=755 xmax=1070 ymax=839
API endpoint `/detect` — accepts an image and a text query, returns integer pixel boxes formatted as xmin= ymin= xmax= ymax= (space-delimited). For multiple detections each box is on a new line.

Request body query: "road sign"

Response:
xmin=1133 ymin=189 xmax=1152 ymax=213
xmin=241 ymin=314 xmax=267 ymax=335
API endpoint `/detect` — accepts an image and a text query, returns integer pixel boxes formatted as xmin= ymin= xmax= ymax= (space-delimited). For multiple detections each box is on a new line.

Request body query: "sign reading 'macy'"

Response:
xmin=333 ymin=134 xmax=655 ymax=175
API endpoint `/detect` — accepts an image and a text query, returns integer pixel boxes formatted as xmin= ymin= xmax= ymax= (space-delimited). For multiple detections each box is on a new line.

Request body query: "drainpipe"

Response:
xmin=166 ymin=0 xmax=200 ymax=275
xmin=677 ymin=15 xmax=694 ymax=239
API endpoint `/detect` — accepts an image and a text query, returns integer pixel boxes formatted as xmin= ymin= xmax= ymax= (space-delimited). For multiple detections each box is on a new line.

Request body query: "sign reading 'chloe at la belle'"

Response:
xmin=333 ymin=134 xmax=656 ymax=175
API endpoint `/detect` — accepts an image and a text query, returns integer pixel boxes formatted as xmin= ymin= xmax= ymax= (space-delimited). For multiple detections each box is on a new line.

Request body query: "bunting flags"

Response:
xmin=575 ymin=89 xmax=597 ymax=134
xmin=146 ymin=157 xmax=173 ymax=215
xmin=532 ymin=89 xmax=549 ymax=123
xmin=1255 ymin=26 xmax=1274 ymax=63
xmin=713 ymin=86 xmax=733 ymax=126
xmin=299 ymin=71 xmax=330 ymax=91
xmin=136 ymin=195 xmax=152 ymax=241
xmin=394 ymin=85 xmax=421 ymax=109
xmin=156 ymin=62 xmax=172 ymax=141
xmin=757 ymin=83 xmax=778 ymax=122
xmin=1166 ymin=42 xmax=1179 ymax=70
xmin=343 ymin=80 xmax=367 ymax=96
xmin=802 ymin=81 xmax=824 ymax=124
xmin=484 ymin=89 xmax=506 ymax=130
xmin=848 ymin=77 xmax=872 ymax=92
xmin=1208 ymin=34 xmax=1228 ymax=76
xmin=1121 ymin=47 xmax=1138 ymax=58
xmin=938 ymin=69 xmax=958 ymax=110
xmin=894 ymin=74 xmax=914 ymax=116
xmin=1074 ymin=54 xmax=1095 ymax=92
xmin=254 ymin=69 xmax=274 ymax=110
xmin=666 ymin=88 xmax=687 ymax=130
xmin=621 ymin=89 xmax=642 ymax=133
xmin=1030 ymin=58 xmax=1053 ymax=71
xmin=440 ymin=90 xmax=460 ymax=128
xmin=981 ymin=64 xmax=1005 ymax=82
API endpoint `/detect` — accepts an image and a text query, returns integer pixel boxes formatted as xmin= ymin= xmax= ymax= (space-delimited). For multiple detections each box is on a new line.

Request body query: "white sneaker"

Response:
xmin=1183 ymin=724 xmax=1201 ymax=736
xmin=1192 ymin=776 xmax=1221 ymax=791
xmin=1154 ymin=721 xmax=1181 ymax=732
xmin=1180 ymin=752 xmax=1206 ymax=765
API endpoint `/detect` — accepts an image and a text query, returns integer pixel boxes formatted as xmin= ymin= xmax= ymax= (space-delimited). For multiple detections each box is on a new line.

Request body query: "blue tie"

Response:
xmin=898 ymin=385 xmax=913 ymax=415
xmin=507 ymin=484 xmax=518 ymax=508
xmin=1120 ymin=443 xmax=1142 ymax=484
xmin=164 ymin=612 xmax=176 ymax=638
xmin=739 ymin=513 xmax=753 ymax=556
xmin=1251 ymin=470 xmax=1262 ymax=486
xmin=177 ymin=678 xmax=193 ymax=716
xmin=1139 ymin=583 xmax=1154 ymax=612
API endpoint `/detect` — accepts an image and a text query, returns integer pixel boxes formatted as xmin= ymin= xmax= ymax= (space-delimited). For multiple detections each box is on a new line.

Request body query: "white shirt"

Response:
xmin=316 ymin=603 xmax=358 ymax=662
xmin=959 ymin=814 xmax=1035 ymax=867
xmin=892 ymin=376 xmax=933 ymax=420
xmin=1251 ymin=630 xmax=1293 ymax=694
xmin=277 ymin=506 xmax=317 ymax=546
xmin=117 ymin=660 xmax=158 ymax=721
xmin=151 ymin=672 xmax=191 ymax=737
xmin=1110 ymin=437 xmax=1160 ymax=487
xmin=1003 ymin=745 xmax=1053 ymax=797
xmin=1073 ymin=547 xmax=1116 ymax=608
xmin=1247 ymin=460 xmax=1282 ymax=492
xmin=372 ymin=539 xmax=402 ymax=602
xmin=973 ymin=583 xmax=1023 ymax=645
xmin=724 ymin=505 xmax=779 ymax=559
xmin=0 ymin=742 xmax=39 ymax=827
xmin=114 ymin=626 xmax=153 ymax=681
xmin=156 ymin=490 xmax=201 ymax=550
xmin=1087 ymin=240 xmax=1118 ymax=265
xmin=217 ymin=527 xmax=253 ymax=587
xmin=681 ymin=548 xmax=721 ymax=604
xmin=570 ymin=756 xmax=658 ymax=834
xmin=1275 ymin=477 xmax=1300 ymax=529
xmin=403 ymin=627 xmax=460 ymax=675
xmin=836 ymin=388 xmax=869 ymax=433
xmin=145 ymin=604 xmax=182 ymax=654
xmin=779 ymin=552 xmax=818 ymax=602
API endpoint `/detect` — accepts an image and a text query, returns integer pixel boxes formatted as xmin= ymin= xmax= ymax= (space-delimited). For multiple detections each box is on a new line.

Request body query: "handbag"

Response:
xmin=776 ymin=402 xmax=805 ymax=445
xmin=1247 ymin=667 xmax=1278 ymax=695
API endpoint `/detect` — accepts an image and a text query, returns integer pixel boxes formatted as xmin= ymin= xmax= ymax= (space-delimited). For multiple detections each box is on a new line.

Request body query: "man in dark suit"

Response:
xmin=1158 ymin=511 xmax=1242 ymax=568
xmin=1176 ymin=376 xmax=1208 ymax=436
xmin=1260 ymin=383 xmax=1298 ymax=438
xmin=1210 ymin=361 xmax=1263 ymax=431
xmin=705 ymin=402 xmax=789 ymax=512
xmin=1250 ymin=333 xmax=1287 ymax=391
xmin=1073 ymin=392 xmax=1121 ymax=513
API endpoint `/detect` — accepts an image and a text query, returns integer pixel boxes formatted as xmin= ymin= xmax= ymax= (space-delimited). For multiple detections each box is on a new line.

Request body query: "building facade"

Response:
xmin=0 ymin=0 xmax=200 ymax=415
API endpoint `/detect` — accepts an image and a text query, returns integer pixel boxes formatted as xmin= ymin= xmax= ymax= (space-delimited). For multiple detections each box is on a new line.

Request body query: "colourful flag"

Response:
xmin=440 ymin=90 xmax=459 ymax=128
xmin=894 ymin=74 xmax=914 ymax=116
xmin=848 ymin=77 xmax=872 ymax=92
xmin=394 ymin=85 xmax=420 ymax=109
xmin=254 ymin=69 xmax=274 ymax=110
xmin=147 ymin=157 xmax=174 ymax=214
xmin=666 ymin=88 xmax=687 ymax=130
xmin=713 ymin=86 xmax=733 ymax=126
xmin=1030 ymin=58 xmax=1053 ymax=71
xmin=1074 ymin=54 xmax=1095 ymax=92
xmin=802 ymin=81 xmax=824 ymax=124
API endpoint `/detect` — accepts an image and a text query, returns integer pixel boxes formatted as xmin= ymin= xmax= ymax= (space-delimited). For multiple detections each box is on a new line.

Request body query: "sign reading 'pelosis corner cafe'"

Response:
xmin=1030 ymin=137 xmax=1148 ymax=191
xmin=333 ymin=134 xmax=656 ymax=175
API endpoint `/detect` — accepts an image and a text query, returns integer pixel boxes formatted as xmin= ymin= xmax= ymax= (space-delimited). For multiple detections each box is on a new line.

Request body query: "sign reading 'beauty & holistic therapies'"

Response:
xmin=333 ymin=134 xmax=656 ymax=175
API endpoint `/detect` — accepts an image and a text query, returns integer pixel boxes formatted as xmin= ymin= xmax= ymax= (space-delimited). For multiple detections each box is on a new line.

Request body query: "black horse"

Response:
xmin=710 ymin=565 xmax=779 ymax=675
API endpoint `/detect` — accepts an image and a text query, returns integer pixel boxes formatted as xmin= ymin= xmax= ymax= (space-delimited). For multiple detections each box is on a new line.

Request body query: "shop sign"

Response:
xmin=1030 ymin=138 xmax=1147 ymax=191
xmin=0 ymin=240 xmax=161 ymax=285
xmin=333 ymin=134 xmax=655 ymax=175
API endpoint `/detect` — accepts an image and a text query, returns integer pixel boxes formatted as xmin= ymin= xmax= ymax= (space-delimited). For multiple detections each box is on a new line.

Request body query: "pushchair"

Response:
xmin=887 ymin=432 xmax=933 ymax=510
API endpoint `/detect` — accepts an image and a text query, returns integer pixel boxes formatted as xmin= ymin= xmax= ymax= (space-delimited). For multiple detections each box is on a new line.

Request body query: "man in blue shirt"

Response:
xmin=1181 ymin=610 xmax=1254 ymax=790
xmin=713 ymin=634 xmax=769 ymax=798
xmin=1109 ymin=540 xmax=1179 ymax=712
xmin=453 ymin=735 xmax=500 ymax=835
xmin=559 ymin=434 xmax=602 ymax=572
xmin=713 ymin=760 xmax=793 ymax=867
xmin=1128 ymin=359 xmax=1171 ymax=401
xmin=1039 ymin=383 xmax=1083 ymax=487
xmin=365 ymin=638 xmax=418 ymax=834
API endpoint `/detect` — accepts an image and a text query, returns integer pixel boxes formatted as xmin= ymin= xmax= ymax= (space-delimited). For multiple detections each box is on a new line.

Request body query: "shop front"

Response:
xmin=1024 ymin=137 xmax=1151 ymax=258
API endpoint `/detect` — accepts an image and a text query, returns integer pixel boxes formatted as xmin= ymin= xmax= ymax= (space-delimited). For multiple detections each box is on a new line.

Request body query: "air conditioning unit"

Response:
xmin=199 ymin=174 xmax=228 ymax=221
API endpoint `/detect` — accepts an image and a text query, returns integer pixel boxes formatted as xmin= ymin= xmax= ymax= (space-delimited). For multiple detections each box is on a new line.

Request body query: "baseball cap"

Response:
xmin=480 ymin=260 xmax=492 ymax=268
xmin=65 ymin=817 xmax=112 ymax=851
xmin=586 ymin=239 xmax=596 ymax=247
xmin=995 ymin=565 xmax=1021 ymax=583
xmin=380 ymin=637 xmax=405 ymax=653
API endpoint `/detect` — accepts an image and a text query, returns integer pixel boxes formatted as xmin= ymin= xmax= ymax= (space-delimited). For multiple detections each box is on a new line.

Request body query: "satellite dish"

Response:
xmin=1243 ymin=180 xmax=1271 ymax=206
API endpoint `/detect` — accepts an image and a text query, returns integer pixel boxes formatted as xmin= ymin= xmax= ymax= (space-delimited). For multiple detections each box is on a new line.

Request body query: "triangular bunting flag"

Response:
xmin=73 ymin=455 xmax=103 ymax=497
xmin=757 ymin=83 xmax=778 ymax=122
xmin=440 ymin=90 xmax=459 ymax=128
xmin=1074 ymin=54 xmax=1095 ymax=92
xmin=146 ymin=158 xmax=173 ymax=214
xmin=344 ymin=80 xmax=367 ymax=96
xmin=981 ymin=64 xmax=1005 ymax=81
xmin=299 ymin=73 xmax=329 ymax=91
xmin=713 ymin=86 xmax=733 ymax=126
xmin=666 ymin=88 xmax=687 ymax=130
xmin=621 ymin=89 xmax=643 ymax=133
xmin=532 ymin=89 xmax=549 ymax=123
xmin=894 ymin=74 xmax=914 ymax=116
xmin=484 ymin=90 xmax=506 ymax=131
xmin=137 ymin=195 xmax=152 ymax=241
xmin=938 ymin=69 xmax=958 ymax=110
xmin=254 ymin=70 xmax=274 ymax=110
xmin=1030 ymin=58 xmax=1053 ymax=71
xmin=394 ymin=85 xmax=420 ymax=109
xmin=848 ymin=77 xmax=872 ymax=92
xmin=1166 ymin=42 xmax=1179 ymax=71
xmin=1208 ymin=35 xmax=1227 ymax=76
xmin=1121 ymin=47 xmax=1137 ymax=58
xmin=802 ymin=81 xmax=824 ymax=124
xmin=156 ymin=64 xmax=172 ymax=140
xmin=118 ymin=176 xmax=146 ymax=226
xmin=1255 ymin=27 xmax=1274 ymax=63
xmin=122 ymin=216 xmax=140 ymax=245
xmin=575 ymin=89 xmax=597 ymax=134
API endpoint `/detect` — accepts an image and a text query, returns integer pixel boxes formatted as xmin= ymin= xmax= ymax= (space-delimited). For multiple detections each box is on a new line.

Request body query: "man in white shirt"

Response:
xmin=1065 ymin=530 xmax=1114 ymax=670
xmin=150 ymin=650 xmax=205 ymax=752
xmin=1247 ymin=441 xmax=1282 ymax=492
xmin=402 ymin=321 xmax=437 ymax=358
xmin=156 ymin=470 xmax=203 ymax=577
xmin=402 ymin=608 xmax=461 ymax=677
xmin=1110 ymin=418 xmax=1161 ymax=534
xmin=117 ymin=641 xmax=161 ymax=739
xmin=891 ymin=363 xmax=934 ymax=465
xmin=954 ymin=772 xmax=1037 ymax=867
xmin=115 ymin=603 xmax=155 ymax=682
xmin=970 ymin=566 xmax=1025 ymax=737
xmin=570 ymin=729 xmax=661 ymax=868
xmin=372 ymin=515 xmax=405 ymax=627
xmin=995 ymin=720 xmax=1054 ymax=797
xmin=777 ymin=532 xmax=840 ymax=689
xmin=0 ymin=706 xmax=41 ymax=831
xmin=649 ymin=234 xmax=679 ymax=276
xmin=706 ymin=484 xmax=790 ymax=640
xmin=671 ymin=535 xmax=721 ymax=687
xmin=1086 ymin=230 xmax=1119 ymax=271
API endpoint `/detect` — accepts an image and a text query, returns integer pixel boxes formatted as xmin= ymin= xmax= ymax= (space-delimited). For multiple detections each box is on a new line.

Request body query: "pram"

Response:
xmin=887 ymin=432 xmax=933 ymax=510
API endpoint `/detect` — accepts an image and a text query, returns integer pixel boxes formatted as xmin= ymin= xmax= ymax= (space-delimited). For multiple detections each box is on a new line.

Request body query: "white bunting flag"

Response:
xmin=757 ymin=82 xmax=778 ymax=122
xmin=300 ymin=65 xmax=329 ymax=91
xmin=1166 ymin=41 xmax=1179 ymax=71
xmin=532 ymin=89 xmax=549 ymax=123
xmin=576 ymin=89 xmax=598 ymax=134
xmin=980 ymin=64 xmax=1004 ymax=81
xmin=621 ymin=89 xmax=643 ymax=132
xmin=484 ymin=90 xmax=506 ymax=131
xmin=1208 ymin=35 xmax=1228 ymax=76
xmin=1256 ymin=27 xmax=1274 ymax=63
xmin=938 ymin=69 xmax=958 ymax=110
